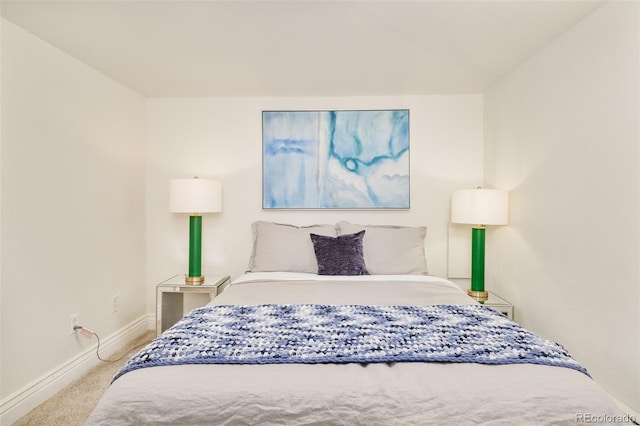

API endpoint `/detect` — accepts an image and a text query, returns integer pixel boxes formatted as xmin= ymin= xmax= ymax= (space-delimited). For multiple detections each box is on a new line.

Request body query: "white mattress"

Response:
xmin=87 ymin=273 xmax=626 ymax=425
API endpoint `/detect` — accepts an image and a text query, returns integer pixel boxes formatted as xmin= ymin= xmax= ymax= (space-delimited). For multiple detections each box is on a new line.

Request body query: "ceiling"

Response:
xmin=1 ymin=0 xmax=605 ymax=97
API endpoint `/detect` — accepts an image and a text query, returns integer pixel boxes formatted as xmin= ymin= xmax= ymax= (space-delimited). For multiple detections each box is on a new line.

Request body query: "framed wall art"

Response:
xmin=262 ymin=109 xmax=410 ymax=209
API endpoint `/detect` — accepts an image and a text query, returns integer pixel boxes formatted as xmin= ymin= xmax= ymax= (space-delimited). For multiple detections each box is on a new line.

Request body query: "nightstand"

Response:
xmin=483 ymin=292 xmax=514 ymax=320
xmin=156 ymin=274 xmax=231 ymax=335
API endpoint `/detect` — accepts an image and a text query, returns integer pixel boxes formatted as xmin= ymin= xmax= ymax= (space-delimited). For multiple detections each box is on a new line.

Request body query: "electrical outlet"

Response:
xmin=112 ymin=295 xmax=119 ymax=313
xmin=70 ymin=313 xmax=79 ymax=334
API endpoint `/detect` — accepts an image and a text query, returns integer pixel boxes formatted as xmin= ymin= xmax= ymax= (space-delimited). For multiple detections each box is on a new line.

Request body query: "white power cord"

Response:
xmin=73 ymin=325 xmax=128 ymax=363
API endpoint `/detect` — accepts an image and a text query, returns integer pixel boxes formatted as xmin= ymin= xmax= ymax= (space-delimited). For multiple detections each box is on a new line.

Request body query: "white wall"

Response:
xmin=484 ymin=1 xmax=639 ymax=414
xmin=146 ymin=95 xmax=483 ymax=311
xmin=1 ymin=18 xmax=147 ymax=418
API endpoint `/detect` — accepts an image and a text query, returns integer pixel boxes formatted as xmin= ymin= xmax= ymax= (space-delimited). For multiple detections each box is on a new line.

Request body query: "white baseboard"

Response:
xmin=0 ymin=314 xmax=153 ymax=425
xmin=612 ymin=397 xmax=640 ymax=424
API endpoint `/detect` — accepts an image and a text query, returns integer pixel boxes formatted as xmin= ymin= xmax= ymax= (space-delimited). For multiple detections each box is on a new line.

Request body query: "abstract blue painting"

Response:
xmin=263 ymin=110 xmax=409 ymax=209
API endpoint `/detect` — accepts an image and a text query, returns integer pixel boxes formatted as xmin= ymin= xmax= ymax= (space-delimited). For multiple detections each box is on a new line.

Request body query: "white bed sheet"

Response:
xmin=87 ymin=274 xmax=626 ymax=425
xmin=212 ymin=272 xmax=473 ymax=307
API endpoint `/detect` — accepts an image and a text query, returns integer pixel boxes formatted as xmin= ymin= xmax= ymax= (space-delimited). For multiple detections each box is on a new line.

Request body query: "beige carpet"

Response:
xmin=14 ymin=330 xmax=155 ymax=426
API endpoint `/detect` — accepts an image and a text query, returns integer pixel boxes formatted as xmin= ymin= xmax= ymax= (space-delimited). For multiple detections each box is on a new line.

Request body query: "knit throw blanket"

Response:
xmin=113 ymin=304 xmax=589 ymax=383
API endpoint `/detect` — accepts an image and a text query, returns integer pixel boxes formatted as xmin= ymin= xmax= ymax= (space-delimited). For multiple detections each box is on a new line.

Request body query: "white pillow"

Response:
xmin=336 ymin=221 xmax=427 ymax=275
xmin=248 ymin=221 xmax=337 ymax=273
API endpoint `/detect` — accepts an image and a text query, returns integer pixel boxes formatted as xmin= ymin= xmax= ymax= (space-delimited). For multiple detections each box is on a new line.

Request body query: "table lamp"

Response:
xmin=170 ymin=177 xmax=222 ymax=285
xmin=451 ymin=188 xmax=508 ymax=301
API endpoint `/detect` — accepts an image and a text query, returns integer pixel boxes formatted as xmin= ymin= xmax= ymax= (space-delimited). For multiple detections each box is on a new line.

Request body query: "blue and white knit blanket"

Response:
xmin=113 ymin=304 xmax=588 ymax=383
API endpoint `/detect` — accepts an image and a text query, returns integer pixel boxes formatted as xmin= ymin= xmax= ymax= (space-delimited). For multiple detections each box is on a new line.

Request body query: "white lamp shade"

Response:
xmin=170 ymin=178 xmax=222 ymax=213
xmin=451 ymin=188 xmax=508 ymax=226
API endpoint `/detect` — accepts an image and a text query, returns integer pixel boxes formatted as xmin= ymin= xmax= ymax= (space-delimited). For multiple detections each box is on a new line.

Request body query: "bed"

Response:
xmin=87 ymin=221 xmax=627 ymax=425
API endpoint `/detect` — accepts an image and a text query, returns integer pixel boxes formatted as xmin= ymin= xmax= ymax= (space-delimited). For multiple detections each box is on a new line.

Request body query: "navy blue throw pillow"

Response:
xmin=310 ymin=230 xmax=369 ymax=276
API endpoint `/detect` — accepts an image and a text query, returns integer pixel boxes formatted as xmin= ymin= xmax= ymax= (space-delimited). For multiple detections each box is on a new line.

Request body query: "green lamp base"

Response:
xmin=469 ymin=226 xmax=488 ymax=303
xmin=185 ymin=214 xmax=204 ymax=286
